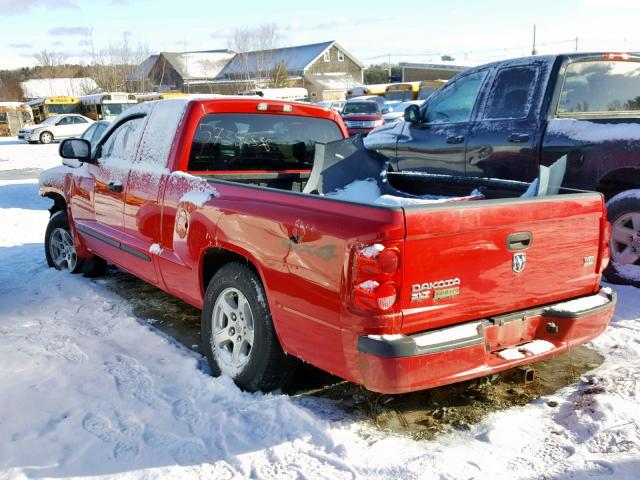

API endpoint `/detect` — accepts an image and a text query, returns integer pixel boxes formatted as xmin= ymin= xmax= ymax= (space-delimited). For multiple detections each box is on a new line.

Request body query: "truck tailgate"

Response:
xmin=401 ymin=193 xmax=605 ymax=332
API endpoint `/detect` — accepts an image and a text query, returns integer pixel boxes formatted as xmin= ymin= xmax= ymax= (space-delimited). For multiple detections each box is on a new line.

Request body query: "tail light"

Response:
xmin=603 ymin=53 xmax=632 ymax=61
xmin=351 ymin=242 xmax=402 ymax=314
xmin=598 ymin=218 xmax=611 ymax=273
xmin=257 ymin=103 xmax=293 ymax=112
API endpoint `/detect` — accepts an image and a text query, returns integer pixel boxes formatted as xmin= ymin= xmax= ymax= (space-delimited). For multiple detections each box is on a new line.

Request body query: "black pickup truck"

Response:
xmin=367 ymin=52 xmax=640 ymax=286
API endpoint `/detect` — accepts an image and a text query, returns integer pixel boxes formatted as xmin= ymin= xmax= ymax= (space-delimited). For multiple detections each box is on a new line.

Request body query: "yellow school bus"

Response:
xmin=80 ymin=92 xmax=137 ymax=120
xmin=346 ymin=83 xmax=391 ymax=99
xmin=27 ymin=96 xmax=80 ymax=124
xmin=0 ymin=102 xmax=33 ymax=136
xmin=385 ymin=82 xmax=422 ymax=101
xmin=417 ymin=79 xmax=448 ymax=100
xmin=135 ymin=92 xmax=187 ymax=103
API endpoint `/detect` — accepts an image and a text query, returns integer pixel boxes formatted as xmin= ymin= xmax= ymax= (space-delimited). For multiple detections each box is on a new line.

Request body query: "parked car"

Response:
xmin=367 ymin=52 xmax=640 ymax=286
xmin=39 ymin=97 xmax=615 ymax=394
xmin=348 ymin=94 xmax=385 ymax=110
xmin=316 ymin=100 xmax=346 ymax=113
xmin=342 ymin=101 xmax=383 ymax=136
xmin=18 ymin=114 xmax=93 ymax=144
xmin=382 ymin=100 xmax=424 ymax=124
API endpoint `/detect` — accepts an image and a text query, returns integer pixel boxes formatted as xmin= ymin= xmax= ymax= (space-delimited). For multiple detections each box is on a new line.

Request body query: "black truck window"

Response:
xmin=188 ymin=113 xmax=343 ymax=172
xmin=558 ymin=60 xmax=640 ymax=114
xmin=424 ymin=70 xmax=487 ymax=124
xmin=485 ymin=66 xmax=538 ymax=119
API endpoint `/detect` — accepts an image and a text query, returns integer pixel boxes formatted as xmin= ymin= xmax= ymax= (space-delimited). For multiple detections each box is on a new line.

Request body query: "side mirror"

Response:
xmin=59 ymin=138 xmax=93 ymax=163
xmin=404 ymin=104 xmax=421 ymax=123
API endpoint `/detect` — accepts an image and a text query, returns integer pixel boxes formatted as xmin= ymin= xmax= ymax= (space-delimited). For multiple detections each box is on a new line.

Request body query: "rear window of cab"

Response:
xmin=558 ymin=60 xmax=640 ymax=115
xmin=188 ymin=113 xmax=343 ymax=172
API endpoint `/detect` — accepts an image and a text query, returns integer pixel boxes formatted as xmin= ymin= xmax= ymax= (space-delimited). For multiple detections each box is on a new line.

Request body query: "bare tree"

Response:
xmin=86 ymin=32 xmax=151 ymax=93
xmin=33 ymin=50 xmax=75 ymax=79
xmin=228 ymin=23 xmax=286 ymax=92
xmin=33 ymin=50 xmax=69 ymax=69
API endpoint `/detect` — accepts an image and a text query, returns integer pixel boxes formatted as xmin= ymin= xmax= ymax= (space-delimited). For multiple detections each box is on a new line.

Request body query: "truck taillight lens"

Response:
xmin=599 ymin=219 xmax=611 ymax=272
xmin=257 ymin=103 xmax=292 ymax=112
xmin=351 ymin=243 xmax=401 ymax=313
xmin=603 ymin=52 xmax=632 ymax=61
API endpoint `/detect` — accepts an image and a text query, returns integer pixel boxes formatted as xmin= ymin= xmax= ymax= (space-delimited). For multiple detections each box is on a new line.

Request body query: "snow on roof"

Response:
xmin=21 ymin=78 xmax=100 ymax=99
xmin=126 ymin=54 xmax=159 ymax=82
xmin=220 ymin=41 xmax=363 ymax=77
xmin=162 ymin=50 xmax=235 ymax=80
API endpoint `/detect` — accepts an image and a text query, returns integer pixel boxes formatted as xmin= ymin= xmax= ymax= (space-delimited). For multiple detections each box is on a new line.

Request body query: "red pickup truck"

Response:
xmin=39 ymin=97 xmax=616 ymax=394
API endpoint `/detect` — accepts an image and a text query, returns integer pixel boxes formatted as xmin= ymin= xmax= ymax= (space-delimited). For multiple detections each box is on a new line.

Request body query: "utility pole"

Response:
xmin=531 ymin=24 xmax=538 ymax=55
xmin=575 ymin=36 xmax=579 ymax=52
xmin=388 ymin=53 xmax=392 ymax=82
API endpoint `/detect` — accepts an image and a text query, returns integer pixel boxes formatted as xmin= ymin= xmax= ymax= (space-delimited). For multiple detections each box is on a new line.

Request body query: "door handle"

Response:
xmin=446 ymin=135 xmax=465 ymax=144
xmin=508 ymin=133 xmax=530 ymax=143
xmin=507 ymin=232 xmax=532 ymax=250
xmin=108 ymin=182 xmax=123 ymax=193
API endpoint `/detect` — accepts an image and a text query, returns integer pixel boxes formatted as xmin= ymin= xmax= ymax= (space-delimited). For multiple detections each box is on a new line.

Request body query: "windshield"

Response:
xmin=418 ymin=87 xmax=439 ymax=100
xmin=384 ymin=101 xmax=413 ymax=114
xmin=46 ymin=103 xmax=80 ymax=115
xmin=386 ymin=90 xmax=412 ymax=102
xmin=102 ymin=103 xmax=130 ymax=117
xmin=39 ymin=116 xmax=61 ymax=126
xmin=188 ymin=113 xmax=344 ymax=172
xmin=342 ymin=102 xmax=380 ymax=115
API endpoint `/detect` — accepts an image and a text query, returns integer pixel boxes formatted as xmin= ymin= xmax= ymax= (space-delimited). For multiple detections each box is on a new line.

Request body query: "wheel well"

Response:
xmin=44 ymin=193 xmax=67 ymax=216
xmin=201 ymin=248 xmax=261 ymax=294
xmin=597 ymin=168 xmax=640 ymax=201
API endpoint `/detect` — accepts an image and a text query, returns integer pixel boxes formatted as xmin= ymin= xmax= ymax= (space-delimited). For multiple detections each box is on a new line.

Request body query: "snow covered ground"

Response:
xmin=1 ymin=137 xmax=639 ymax=479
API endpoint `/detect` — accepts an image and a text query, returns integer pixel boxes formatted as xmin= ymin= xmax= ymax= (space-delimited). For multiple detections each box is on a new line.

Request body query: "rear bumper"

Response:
xmin=357 ymin=288 xmax=616 ymax=393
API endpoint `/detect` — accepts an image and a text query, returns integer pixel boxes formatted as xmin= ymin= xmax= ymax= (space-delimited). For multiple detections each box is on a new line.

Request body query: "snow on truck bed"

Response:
xmin=3 ymin=138 xmax=640 ymax=479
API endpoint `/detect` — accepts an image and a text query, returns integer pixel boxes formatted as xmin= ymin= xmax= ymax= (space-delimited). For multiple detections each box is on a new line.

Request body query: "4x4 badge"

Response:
xmin=513 ymin=252 xmax=526 ymax=273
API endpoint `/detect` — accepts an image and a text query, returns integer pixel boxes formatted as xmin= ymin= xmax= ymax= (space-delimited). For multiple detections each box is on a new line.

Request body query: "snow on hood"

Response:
xmin=38 ymin=164 xmax=86 ymax=190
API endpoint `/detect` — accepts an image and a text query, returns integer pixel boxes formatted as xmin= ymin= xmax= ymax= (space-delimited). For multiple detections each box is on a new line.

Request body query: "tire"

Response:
xmin=45 ymin=211 xmax=83 ymax=273
xmin=201 ymin=262 xmax=294 ymax=391
xmin=604 ymin=190 xmax=640 ymax=287
xmin=39 ymin=131 xmax=53 ymax=144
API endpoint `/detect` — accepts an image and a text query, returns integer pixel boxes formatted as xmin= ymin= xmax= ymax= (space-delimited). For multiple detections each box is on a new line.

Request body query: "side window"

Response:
xmin=57 ymin=117 xmax=71 ymax=125
xmin=100 ymin=117 xmax=144 ymax=164
xmin=485 ymin=66 xmax=538 ymax=119
xmin=73 ymin=116 xmax=88 ymax=124
xmin=424 ymin=70 xmax=487 ymax=124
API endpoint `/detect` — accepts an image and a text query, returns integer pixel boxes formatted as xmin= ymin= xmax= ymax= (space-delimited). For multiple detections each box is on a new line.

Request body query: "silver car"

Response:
xmin=18 ymin=114 xmax=94 ymax=144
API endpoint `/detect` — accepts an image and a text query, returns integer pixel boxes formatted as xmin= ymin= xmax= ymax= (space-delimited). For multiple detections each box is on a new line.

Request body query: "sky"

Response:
xmin=1 ymin=0 xmax=639 ymax=70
